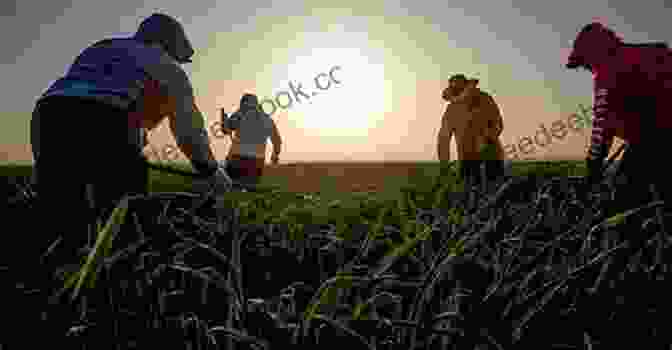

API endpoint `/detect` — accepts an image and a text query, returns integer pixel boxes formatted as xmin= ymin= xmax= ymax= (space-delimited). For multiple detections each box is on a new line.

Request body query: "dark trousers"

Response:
xmin=30 ymin=96 xmax=148 ymax=266
xmin=616 ymin=140 xmax=671 ymax=211
xmin=225 ymin=154 xmax=264 ymax=185
xmin=611 ymin=105 xmax=671 ymax=212
xmin=461 ymin=160 xmax=504 ymax=185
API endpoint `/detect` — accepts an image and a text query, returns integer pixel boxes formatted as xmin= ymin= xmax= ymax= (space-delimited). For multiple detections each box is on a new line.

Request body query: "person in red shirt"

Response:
xmin=566 ymin=22 xmax=672 ymax=211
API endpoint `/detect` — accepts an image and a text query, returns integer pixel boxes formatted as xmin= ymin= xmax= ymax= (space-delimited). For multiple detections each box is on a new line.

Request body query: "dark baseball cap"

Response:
xmin=135 ymin=13 xmax=194 ymax=64
xmin=565 ymin=55 xmax=582 ymax=69
xmin=566 ymin=22 xmax=621 ymax=70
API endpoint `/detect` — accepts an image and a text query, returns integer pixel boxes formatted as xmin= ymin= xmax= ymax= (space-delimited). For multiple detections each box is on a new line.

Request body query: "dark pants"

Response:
xmin=461 ymin=160 xmax=504 ymax=186
xmin=225 ymin=154 xmax=264 ymax=185
xmin=484 ymin=159 xmax=504 ymax=180
xmin=613 ymin=107 xmax=671 ymax=212
xmin=616 ymin=140 xmax=671 ymax=211
xmin=30 ymin=96 xmax=148 ymax=266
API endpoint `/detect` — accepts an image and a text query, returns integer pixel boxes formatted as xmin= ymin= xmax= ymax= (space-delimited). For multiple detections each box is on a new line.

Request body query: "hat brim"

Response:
xmin=565 ymin=56 xmax=583 ymax=69
xmin=565 ymin=50 xmax=585 ymax=69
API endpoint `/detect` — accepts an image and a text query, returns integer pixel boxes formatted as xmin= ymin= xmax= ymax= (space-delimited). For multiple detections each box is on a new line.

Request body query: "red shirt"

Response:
xmin=589 ymin=43 xmax=672 ymax=159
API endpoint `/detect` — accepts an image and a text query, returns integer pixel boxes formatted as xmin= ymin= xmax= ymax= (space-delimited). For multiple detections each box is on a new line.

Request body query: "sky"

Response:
xmin=1 ymin=0 xmax=670 ymax=164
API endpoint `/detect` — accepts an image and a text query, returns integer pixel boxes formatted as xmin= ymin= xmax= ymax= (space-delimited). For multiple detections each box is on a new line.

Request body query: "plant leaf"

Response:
xmin=65 ymin=197 xmax=129 ymax=300
xmin=370 ymin=224 xmax=432 ymax=278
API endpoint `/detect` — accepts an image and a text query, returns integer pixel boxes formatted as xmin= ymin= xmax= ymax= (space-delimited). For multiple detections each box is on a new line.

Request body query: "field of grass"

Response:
xmin=5 ymin=159 xmax=671 ymax=349
xmin=0 ymin=159 xmax=589 ymax=199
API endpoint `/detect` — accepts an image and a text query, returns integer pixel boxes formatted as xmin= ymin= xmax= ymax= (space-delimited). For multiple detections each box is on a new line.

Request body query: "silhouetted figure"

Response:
xmin=439 ymin=74 xmax=505 ymax=185
xmin=28 ymin=13 xmax=231 ymax=271
xmin=566 ymin=22 xmax=672 ymax=211
xmin=221 ymin=93 xmax=283 ymax=185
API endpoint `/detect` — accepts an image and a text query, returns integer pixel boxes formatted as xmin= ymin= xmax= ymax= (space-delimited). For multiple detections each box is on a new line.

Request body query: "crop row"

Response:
xmin=1 ymin=164 xmax=671 ymax=349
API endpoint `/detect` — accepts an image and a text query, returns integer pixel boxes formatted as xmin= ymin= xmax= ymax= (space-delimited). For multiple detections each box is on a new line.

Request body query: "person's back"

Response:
xmin=41 ymin=38 xmax=163 ymax=110
xmin=228 ymin=107 xmax=276 ymax=157
xmin=439 ymin=76 xmax=505 ymax=183
xmin=38 ymin=37 xmax=172 ymax=149
xmin=590 ymin=42 xmax=672 ymax=145
xmin=222 ymin=93 xmax=282 ymax=184
xmin=469 ymin=89 xmax=506 ymax=160
xmin=439 ymin=77 xmax=478 ymax=165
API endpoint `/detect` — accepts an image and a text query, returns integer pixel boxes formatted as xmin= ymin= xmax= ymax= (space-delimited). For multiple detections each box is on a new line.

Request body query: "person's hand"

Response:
xmin=142 ymin=129 xmax=149 ymax=147
xmin=479 ymin=141 xmax=498 ymax=161
xmin=271 ymin=152 xmax=280 ymax=165
xmin=480 ymin=126 xmax=496 ymax=142
xmin=30 ymin=170 xmax=38 ymax=187
xmin=580 ymin=155 xmax=604 ymax=202
xmin=586 ymin=156 xmax=604 ymax=186
xmin=442 ymin=87 xmax=452 ymax=101
xmin=492 ymin=123 xmax=503 ymax=138
xmin=210 ymin=163 xmax=233 ymax=193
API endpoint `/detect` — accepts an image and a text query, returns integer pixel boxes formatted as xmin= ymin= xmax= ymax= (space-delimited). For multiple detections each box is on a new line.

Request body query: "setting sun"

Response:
xmin=281 ymin=47 xmax=387 ymax=138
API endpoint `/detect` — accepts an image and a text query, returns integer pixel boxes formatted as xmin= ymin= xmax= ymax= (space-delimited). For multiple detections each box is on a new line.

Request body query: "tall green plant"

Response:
xmin=57 ymin=197 xmax=130 ymax=301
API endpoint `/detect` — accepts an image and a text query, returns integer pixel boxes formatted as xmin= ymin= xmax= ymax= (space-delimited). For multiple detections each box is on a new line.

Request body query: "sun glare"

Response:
xmin=282 ymin=47 xmax=387 ymax=138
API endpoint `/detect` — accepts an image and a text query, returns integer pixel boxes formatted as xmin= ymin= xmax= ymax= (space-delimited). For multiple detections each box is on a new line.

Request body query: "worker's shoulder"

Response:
xmin=637 ymin=43 xmax=672 ymax=70
xmin=622 ymin=42 xmax=669 ymax=49
xmin=607 ymin=44 xmax=672 ymax=85
xmin=90 ymin=37 xmax=167 ymax=60
xmin=620 ymin=43 xmax=671 ymax=67
xmin=473 ymin=89 xmax=498 ymax=104
xmin=475 ymin=89 xmax=492 ymax=98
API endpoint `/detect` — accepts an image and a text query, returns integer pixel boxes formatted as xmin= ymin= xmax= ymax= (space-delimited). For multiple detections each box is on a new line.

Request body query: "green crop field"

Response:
xmin=7 ymin=159 xmax=670 ymax=349
xmin=0 ymin=159 xmax=589 ymax=199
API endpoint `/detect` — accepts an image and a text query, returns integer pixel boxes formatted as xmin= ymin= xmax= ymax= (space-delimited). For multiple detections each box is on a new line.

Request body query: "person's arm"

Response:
xmin=143 ymin=52 xmax=218 ymax=176
xmin=472 ymin=93 xmax=503 ymax=141
xmin=269 ymin=117 xmax=282 ymax=163
xmin=590 ymin=87 xmax=615 ymax=159
xmin=441 ymin=87 xmax=452 ymax=102
xmin=220 ymin=110 xmax=231 ymax=135
xmin=437 ymin=123 xmax=452 ymax=162
xmin=222 ymin=110 xmax=241 ymax=135
xmin=586 ymin=82 xmax=616 ymax=183
xmin=141 ymin=129 xmax=149 ymax=147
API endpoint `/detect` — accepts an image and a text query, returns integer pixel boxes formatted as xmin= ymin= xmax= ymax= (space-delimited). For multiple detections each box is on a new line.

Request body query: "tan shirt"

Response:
xmin=440 ymin=81 xmax=505 ymax=159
